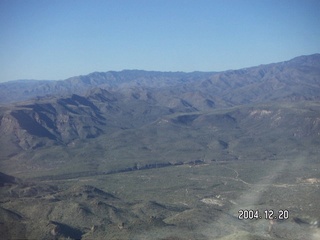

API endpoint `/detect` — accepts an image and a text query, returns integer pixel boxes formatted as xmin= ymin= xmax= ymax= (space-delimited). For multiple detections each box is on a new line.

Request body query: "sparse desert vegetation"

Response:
xmin=0 ymin=55 xmax=320 ymax=239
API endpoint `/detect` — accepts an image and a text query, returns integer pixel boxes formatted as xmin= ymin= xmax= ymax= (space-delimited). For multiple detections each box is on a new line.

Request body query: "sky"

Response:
xmin=0 ymin=0 xmax=320 ymax=82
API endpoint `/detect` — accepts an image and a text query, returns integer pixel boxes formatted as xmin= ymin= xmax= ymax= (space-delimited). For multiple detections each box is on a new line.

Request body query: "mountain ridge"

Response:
xmin=1 ymin=54 xmax=320 ymax=240
xmin=0 ymin=53 xmax=319 ymax=171
xmin=1 ymin=54 xmax=319 ymax=104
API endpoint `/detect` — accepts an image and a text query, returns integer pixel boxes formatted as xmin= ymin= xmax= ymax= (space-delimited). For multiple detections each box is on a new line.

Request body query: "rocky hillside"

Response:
xmin=0 ymin=54 xmax=319 ymax=104
xmin=0 ymin=54 xmax=320 ymax=240
xmin=0 ymin=54 xmax=319 ymax=158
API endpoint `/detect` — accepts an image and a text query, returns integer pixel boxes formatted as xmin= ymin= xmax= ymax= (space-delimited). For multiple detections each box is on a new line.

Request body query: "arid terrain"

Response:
xmin=0 ymin=54 xmax=320 ymax=239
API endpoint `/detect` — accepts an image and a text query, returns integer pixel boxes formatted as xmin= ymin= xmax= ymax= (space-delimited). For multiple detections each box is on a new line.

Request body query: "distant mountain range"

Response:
xmin=1 ymin=54 xmax=319 ymax=104
xmin=0 ymin=71 xmax=214 ymax=104
xmin=0 ymin=54 xmax=319 ymax=175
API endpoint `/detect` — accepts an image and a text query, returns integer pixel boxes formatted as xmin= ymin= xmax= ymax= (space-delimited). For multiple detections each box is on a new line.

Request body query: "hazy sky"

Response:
xmin=0 ymin=0 xmax=319 ymax=82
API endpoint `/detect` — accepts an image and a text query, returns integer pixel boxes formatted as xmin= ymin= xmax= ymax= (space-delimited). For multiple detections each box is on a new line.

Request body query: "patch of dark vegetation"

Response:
xmin=31 ymin=171 xmax=102 ymax=181
xmin=105 ymin=162 xmax=173 ymax=174
xmin=218 ymin=140 xmax=229 ymax=149
xmin=205 ymin=99 xmax=215 ymax=108
xmin=187 ymin=159 xmax=205 ymax=166
xmin=0 ymin=207 xmax=24 ymax=221
xmin=160 ymin=237 xmax=185 ymax=240
xmin=293 ymin=217 xmax=311 ymax=226
xmin=49 ymin=220 xmax=83 ymax=239
xmin=106 ymin=160 xmax=206 ymax=175
xmin=0 ymin=172 xmax=16 ymax=187
xmin=172 ymin=114 xmax=200 ymax=125
xmin=74 ymin=185 xmax=118 ymax=200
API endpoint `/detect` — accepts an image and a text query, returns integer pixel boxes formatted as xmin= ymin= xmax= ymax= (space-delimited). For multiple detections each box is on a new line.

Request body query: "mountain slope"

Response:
xmin=1 ymin=100 xmax=319 ymax=178
xmin=0 ymin=54 xmax=319 ymax=104
xmin=0 ymin=54 xmax=320 ymax=240
xmin=0 ymin=71 xmax=213 ymax=104
xmin=0 ymin=54 xmax=319 ymax=175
